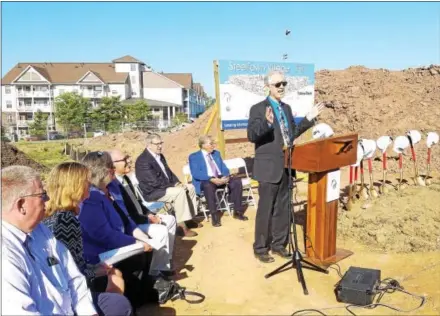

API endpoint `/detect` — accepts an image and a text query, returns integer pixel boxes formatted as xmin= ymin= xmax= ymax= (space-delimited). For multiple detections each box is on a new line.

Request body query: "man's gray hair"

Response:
xmin=146 ymin=133 xmax=161 ymax=144
xmin=264 ymin=70 xmax=285 ymax=86
xmin=81 ymin=151 xmax=113 ymax=188
xmin=1 ymin=166 xmax=40 ymax=212
xmin=198 ymin=135 xmax=213 ymax=148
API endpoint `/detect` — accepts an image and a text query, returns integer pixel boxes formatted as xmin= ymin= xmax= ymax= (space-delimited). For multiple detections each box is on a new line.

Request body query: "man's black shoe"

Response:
xmin=272 ymin=248 xmax=291 ymax=258
xmin=254 ymin=253 xmax=275 ymax=263
xmin=271 ymin=248 xmax=291 ymax=258
xmin=233 ymin=213 xmax=248 ymax=221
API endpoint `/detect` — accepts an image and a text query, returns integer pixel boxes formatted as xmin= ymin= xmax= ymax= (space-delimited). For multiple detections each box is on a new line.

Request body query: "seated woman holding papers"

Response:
xmin=79 ymin=151 xmax=156 ymax=307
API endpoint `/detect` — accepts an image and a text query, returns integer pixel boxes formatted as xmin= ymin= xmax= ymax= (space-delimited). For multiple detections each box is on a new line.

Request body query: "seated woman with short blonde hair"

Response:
xmin=43 ymin=162 xmax=132 ymax=316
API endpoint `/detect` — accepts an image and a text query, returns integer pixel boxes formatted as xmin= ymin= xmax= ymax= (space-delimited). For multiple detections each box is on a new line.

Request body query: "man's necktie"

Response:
xmin=208 ymin=154 xmax=219 ymax=177
xmin=277 ymin=104 xmax=291 ymax=147
xmin=123 ymin=175 xmax=139 ymax=199
xmin=24 ymin=235 xmax=35 ymax=261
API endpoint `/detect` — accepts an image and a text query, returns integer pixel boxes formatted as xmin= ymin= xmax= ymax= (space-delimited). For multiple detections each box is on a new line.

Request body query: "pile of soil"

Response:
xmin=78 ymin=65 xmax=440 ymax=178
xmin=338 ymin=182 xmax=440 ymax=253
xmin=1 ymin=141 xmax=48 ymax=172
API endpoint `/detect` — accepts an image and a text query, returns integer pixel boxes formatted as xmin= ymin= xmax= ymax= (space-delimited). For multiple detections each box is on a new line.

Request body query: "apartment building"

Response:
xmin=1 ymin=55 xmax=207 ymax=138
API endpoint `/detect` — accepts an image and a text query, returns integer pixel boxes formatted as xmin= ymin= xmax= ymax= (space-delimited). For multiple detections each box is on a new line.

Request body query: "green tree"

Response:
xmin=172 ymin=112 xmax=189 ymax=126
xmin=28 ymin=110 xmax=48 ymax=138
xmin=90 ymin=96 xmax=125 ymax=132
xmin=125 ymin=100 xmax=151 ymax=124
xmin=54 ymin=92 xmax=90 ymax=134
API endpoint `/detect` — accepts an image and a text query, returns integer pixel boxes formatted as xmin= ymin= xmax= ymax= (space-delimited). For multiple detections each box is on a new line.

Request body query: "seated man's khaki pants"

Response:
xmin=157 ymin=184 xmax=198 ymax=223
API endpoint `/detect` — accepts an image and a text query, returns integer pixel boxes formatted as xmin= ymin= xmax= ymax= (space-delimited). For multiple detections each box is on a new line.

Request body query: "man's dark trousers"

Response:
xmin=201 ymin=177 xmax=244 ymax=214
xmin=253 ymin=169 xmax=290 ymax=255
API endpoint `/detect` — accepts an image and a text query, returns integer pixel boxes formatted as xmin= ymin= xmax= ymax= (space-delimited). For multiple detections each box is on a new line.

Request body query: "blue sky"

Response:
xmin=2 ymin=1 xmax=439 ymax=96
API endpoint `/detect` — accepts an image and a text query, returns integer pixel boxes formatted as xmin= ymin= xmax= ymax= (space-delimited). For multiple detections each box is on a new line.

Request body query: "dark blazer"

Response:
xmin=247 ymin=98 xmax=313 ymax=184
xmin=135 ymin=148 xmax=180 ymax=201
xmin=188 ymin=149 xmax=230 ymax=195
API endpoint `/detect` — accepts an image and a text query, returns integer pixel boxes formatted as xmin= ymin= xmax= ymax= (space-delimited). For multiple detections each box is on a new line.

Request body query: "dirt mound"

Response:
xmin=316 ymin=65 xmax=440 ymax=174
xmin=78 ymin=65 xmax=440 ymax=178
xmin=1 ymin=141 xmax=48 ymax=172
xmin=338 ymin=183 xmax=440 ymax=253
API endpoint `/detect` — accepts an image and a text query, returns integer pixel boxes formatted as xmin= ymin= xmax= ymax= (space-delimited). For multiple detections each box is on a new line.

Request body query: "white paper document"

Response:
xmin=326 ymin=170 xmax=341 ymax=202
xmin=99 ymin=243 xmax=144 ymax=265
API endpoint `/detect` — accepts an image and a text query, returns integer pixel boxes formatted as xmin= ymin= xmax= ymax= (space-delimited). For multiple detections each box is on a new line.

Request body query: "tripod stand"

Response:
xmin=264 ymin=145 xmax=328 ymax=295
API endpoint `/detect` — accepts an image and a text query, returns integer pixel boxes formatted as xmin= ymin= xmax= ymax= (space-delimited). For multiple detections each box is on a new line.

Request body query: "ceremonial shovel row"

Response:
xmin=311 ymin=124 xmax=439 ymax=210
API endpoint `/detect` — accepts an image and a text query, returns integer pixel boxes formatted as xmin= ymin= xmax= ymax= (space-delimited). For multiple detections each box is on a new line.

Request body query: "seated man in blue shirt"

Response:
xmin=1 ymin=165 xmax=132 ymax=316
xmin=189 ymin=135 xmax=248 ymax=227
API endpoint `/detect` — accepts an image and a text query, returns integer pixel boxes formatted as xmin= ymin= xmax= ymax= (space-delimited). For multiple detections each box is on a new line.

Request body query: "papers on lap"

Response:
xmin=99 ymin=243 xmax=144 ymax=265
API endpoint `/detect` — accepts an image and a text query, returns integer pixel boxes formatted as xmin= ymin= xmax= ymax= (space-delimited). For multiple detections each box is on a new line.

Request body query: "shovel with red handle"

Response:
xmin=367 ymin=158 xmax=378 ymax=198
xmin=426 ymin=147 xmax=432 ymax=186
xmin=347 ymin=166 xmax=354 ymax=210
xmin=359 ymin=160 xmax=369 ymax=200
xmin=380 ymin=151 xmax=389 ymax=194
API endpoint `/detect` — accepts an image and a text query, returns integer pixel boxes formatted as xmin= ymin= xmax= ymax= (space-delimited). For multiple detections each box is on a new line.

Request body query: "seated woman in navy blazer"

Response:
xmin=79 ymin=151 xmax=155 ymax=308
xmin=189 ymin=135 xmax=248 ymax=227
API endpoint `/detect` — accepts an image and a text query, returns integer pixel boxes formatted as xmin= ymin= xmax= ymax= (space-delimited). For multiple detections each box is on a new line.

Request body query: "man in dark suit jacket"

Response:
xmin=135 ymin=133 xmax=199 ymax=238
xmin=247 ymin=70 xmax=324 ymax=263
xmin=189 ymin=135 xmax=248 ymax=227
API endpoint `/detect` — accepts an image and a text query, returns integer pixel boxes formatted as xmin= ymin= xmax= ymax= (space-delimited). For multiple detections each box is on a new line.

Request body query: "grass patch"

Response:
xmin=15 ymin=141 xmax=73 ymax=170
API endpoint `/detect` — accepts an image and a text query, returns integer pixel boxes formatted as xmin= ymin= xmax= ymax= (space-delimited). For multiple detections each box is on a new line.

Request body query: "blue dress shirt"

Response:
xmin=1 ymin=221 xmax=96 ymax=315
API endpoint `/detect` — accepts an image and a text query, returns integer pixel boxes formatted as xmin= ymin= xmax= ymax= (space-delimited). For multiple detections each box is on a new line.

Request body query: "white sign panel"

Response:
xmin=326 ymin=170 xmax=341 ymax=203
xmin=217 ymin=60 xmax=315 ymax=130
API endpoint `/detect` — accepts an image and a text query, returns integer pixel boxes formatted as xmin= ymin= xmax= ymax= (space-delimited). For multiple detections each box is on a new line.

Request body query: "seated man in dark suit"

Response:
xmin=135 ymin=133 xmax=199 ymax=238
xmin=189 ymin=135 xmax=248 ymax=227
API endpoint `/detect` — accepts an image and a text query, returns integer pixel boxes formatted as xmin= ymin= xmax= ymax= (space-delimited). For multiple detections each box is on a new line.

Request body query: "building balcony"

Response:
xmin=81 ymin=91 xmax=105 ymax=98
xmin=17 ymin=120 xmax=33 ymax=127
xmin=17 ymin=91 xmax=52 ymax=98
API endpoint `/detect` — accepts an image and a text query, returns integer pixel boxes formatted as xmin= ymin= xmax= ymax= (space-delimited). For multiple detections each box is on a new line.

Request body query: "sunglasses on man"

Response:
xmin=113 ymin=156 xmax=130 ymax=164
xmin=272 ymin=81 xmax=288 ymax=88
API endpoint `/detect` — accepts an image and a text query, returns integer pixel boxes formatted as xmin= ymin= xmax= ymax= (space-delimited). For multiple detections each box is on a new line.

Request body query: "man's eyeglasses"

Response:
xmin=21 ymin=190 xmax=49 ymax=201
xmin=272 ymin=81 xmax=288 ymax=88
xmin=151 ymin=141 xmax=163 ymax=146
xmin=113 ymin=156 xmax=130 ymax=164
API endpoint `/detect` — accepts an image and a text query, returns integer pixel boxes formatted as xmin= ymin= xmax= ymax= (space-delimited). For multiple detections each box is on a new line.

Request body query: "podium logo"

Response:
xmin=331 ymin=179 xmax=337 ymax=189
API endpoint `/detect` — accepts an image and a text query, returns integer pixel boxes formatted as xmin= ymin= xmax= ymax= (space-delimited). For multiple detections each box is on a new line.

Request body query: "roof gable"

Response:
xmin=162 ymin=73 xmax=193 ymax=89
xmin=143 ymin=72 xmax=183 ymax=88
xmin=112 ymin=55 xmax=144 ymax=64
xmin=77 ymin=70 xmax=105 ymax=84
xmin=13 ymin=65 xmax=50 ymax=83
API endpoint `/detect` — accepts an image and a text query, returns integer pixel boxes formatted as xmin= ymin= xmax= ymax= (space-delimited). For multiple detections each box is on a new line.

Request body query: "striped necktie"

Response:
xmin=277 ymin=103 xmax=291 ymax=147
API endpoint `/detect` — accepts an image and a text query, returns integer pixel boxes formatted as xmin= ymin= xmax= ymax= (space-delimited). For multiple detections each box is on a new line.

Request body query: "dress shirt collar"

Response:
xmin=268 ymin=96 xmax=281 ymax=106
xmin=2 ymin=220 xmax=28 ymax=244
xmin=147 ymin=148 xmax=161 ymax=160
xmin=202 ymin=149 xmax=213 ymax=157
xmin=115 ymin=173 xmax=124 ymax=184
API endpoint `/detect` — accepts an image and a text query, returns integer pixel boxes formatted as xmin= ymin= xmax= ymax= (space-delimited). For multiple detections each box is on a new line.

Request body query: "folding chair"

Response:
xmin=223 ymin=157 xmax=257 ymax=207
xmin=127 ymin=172 xmax=173 ymax=215
xmin=182 ymin=164 xmax=232 ymax=221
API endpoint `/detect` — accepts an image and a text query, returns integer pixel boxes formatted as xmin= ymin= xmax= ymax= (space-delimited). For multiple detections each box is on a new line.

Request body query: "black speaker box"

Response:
xmin=335 ymin=266 xmax=381 ymax=306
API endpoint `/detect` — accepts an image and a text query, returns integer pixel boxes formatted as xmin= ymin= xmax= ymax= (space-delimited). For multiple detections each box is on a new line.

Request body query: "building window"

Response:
xmin=131 ymin=76 xmax=137 ymax=84
xmin=59 ymin=89 xmax=65 ymax=94
xmin=5 ymin=86 xmax=11 ymax=94
xmin=6 ymin=101 xmax=12 ymax=108
xmin=7 ymin=114 xmax=13 ymax=122
xmin=130 ymin=64 xmax=136 ymax=71
xmin=112 ymin=90 xmax=118 ymax=94
xmin=132 ymin=91 xmax=137 ymax=96
xmin=95 ymin=86 xmax=103 ymax=91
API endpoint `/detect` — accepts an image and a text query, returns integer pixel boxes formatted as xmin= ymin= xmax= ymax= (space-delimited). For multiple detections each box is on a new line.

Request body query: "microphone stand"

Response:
xmin=264 ymin=140 xmax=328 ymax=295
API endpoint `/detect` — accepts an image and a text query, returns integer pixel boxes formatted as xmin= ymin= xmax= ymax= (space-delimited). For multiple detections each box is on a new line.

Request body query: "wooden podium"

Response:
xmin=285 ymin=133 xmax=358 ymax=268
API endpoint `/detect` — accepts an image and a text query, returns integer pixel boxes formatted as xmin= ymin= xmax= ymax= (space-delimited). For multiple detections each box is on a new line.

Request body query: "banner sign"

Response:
xmin=218 ymin=60 xmax=315 ymax=130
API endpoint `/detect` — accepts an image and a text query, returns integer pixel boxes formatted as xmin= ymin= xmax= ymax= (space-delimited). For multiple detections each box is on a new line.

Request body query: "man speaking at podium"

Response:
xmin=247 ymin=70 xmax=324 ymax=263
